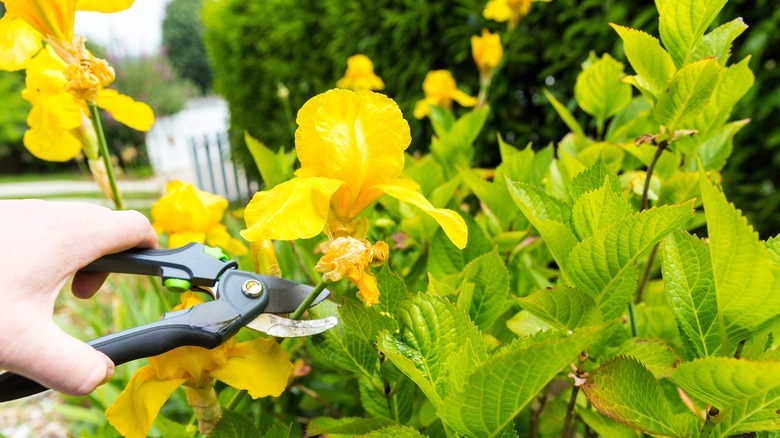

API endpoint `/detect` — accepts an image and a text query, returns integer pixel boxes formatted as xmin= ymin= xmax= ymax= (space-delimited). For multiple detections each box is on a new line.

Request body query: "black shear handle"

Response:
xmin=0 ymin=302 xmax=234 ymax=402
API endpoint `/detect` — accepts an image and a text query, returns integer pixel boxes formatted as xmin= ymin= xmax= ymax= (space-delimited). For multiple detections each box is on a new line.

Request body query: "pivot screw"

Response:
xmin=242 ymin=279 xmax=264 ymax=297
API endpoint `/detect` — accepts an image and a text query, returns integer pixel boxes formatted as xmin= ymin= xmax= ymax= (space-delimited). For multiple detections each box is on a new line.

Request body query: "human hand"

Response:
xmin=0 ymin=200 xmax=158 ymax=396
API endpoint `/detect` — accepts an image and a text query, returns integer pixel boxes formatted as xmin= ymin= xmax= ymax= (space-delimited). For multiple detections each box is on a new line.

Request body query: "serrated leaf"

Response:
xmin=658 ymin=172 xmax=701 ymax=205
xmin=308 ymin=300 xmax=380 ymax=378
xmin=461 ymin=250 xmax=512 ymax=331
xmin=428 ymin=213 xmax=492 ymax=279
xmin=583 ymin=356 xmax=695 ymax=437
xmin=658 ymin=0 xmax=729 ymax=67
xmin=495 ymin=137 xmax=536 ymax=186
xmin=571 ymin=177 xmax=633 ymax=239
xmin=440 ymin=327 xmax=601 ymax=437
xmin=654 ymin=58 xmax=719 ymax=130
xmin=673 ymin=357 xmax=780 ymax=435
xmin=696 ymin=118 xmax=749 ymax=171
xmin=444 ymin=337 xmax=485 ymax=395
xmin=376 ymin=265 xmax=410 ymax=315
xmin=209 ymin=410 xmax=260 ymax=438
xmin=516 ymin=286 xmax=602 ymax=331
xmin=154 ymin=416 xmax=194 ymax=438
xmin=610 ymin=24 xmax=676 ymax=94
xmin=575 ymin=53 xmax=633 ymax=124
xmin=359 ymin=375 xmax=393 ymax=418
xmin=575 ymin=143 xmax=625 ymax=174
xmin=661 ymin=230 xmax=722 ymax=359
xmin=616 ymin=338 xmax=680 ymax=378
xmin=431 ymin=106 xmax=489 ymax=173
xmin=505 ymin=309 xmax=553 ymax=337
xmin=306 ymin=417 xmax=396 ymax=437
xmin=569 ymin=157 xmax=622 ymax=200
xmin=244 ymin=131 xmax=294 ymax=189
xmin=264 ymin=421 xmax=294 ymax=438
xmin=690 ymin=17 xmax=748 ymax=65
xmin=543 ymin=89 xmax=585 ymax=139
xmin=377 ymin=293 xmax=484 ymax=407
xmin=767 ymin=236 xmax=780 ymax=265
xmin=576 ymin=406 xmax=637 ymax=438
xmin=606 ymin=97 xmax=657 ymax=143
xmin=700 ymin=170 xmax=780 ymax=350
xmin=567 ymin=202 xmax=695 ymax=319
xmin=360 ymin=425 xmax=429 ymax=438
xmin=461 ymin=168 xmax=524 ymax=230
xmin=340 ymin=298 xmax=399 ymax=344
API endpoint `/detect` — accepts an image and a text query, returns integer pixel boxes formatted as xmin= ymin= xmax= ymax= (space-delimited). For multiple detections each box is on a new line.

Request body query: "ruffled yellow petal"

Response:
xmin=22 ymin=125 xmax=82 ymax=161
xmin=4 ymin=0 xmax=76 ymax=42
xmin=451 ymin=89 xmax=478 ymax=108
xmin=413 ymin=99 xmax=430 ymax=119
xmin=76 ymin=0 xmax=134 ymax=12
xmin=210 ymin=338 xmax=292 ymax=398
xmin=106 ymin=366 xmax=186 ymax=438
xmin=95 ymin=88 xmax=154 ymax=131
xmin=206 ymin=224 xmax=248 ymax=256
xmin=241 ymin=176 xmax=344 ymax=242
xmin=354 ymin=270 xmax=380 ymax=306
xmin=152 ymin=181 xmax=227 ymax=235
xmin=294 ymin=89 xmax=411 ymax=217
xmin=0 ymin=15 xmax=42 ymax=71
xmin=377 ymin=181 xmax=468 ymax=249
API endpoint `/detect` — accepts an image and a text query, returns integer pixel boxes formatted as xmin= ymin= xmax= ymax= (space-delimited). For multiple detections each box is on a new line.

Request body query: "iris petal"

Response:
xmin=0 ymin=15 xmax=41 ymax=71
xmin=211 ymin=338 xmax=292 ymax=398
xmin=76 ymin=0 xmax=134 ymax=12
xmin=95 ymin=88 xmax=155 ymax=132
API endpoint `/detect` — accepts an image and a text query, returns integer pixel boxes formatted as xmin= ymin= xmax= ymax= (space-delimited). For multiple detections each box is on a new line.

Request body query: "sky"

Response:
xmin=74 ymin=0 xmax=169 ymax=57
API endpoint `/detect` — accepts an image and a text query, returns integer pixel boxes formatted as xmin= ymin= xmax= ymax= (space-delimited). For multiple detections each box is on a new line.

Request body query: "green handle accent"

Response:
xmin=164 ymin=278 xmax=191 ymax=293
xmin=203 ymin=245 xmax=228 ymax=261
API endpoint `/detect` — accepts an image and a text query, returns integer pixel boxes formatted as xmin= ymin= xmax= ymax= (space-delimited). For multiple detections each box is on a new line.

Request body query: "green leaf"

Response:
xmin=658 ymin=0 xmax=729 ymax=67
xmin=653 ymin=58 xmax=719 ymax=130
xmin=360 ymin=425 xmax=429 ymax=437
xmin=658 ymin=172 xmax=701 ymax=205
xmin=696 ymin=118 xmax=749 ymax=171
xmin=244 ymin=131 xmax=294 ymax=189
xmin=766 ymin=235 xmax=780 ymax=265
xmin=575 ymin=143 xmax=625 ymax=174
xmin=443 ymin=337 xmax=485 ymax=395
xmin=567 ymin=202 xmax=695 ymax=319
xmin=576 ymin=406 xmax=637 ymax=438
xmin=616 ymin=338 xmax=679 ymax=378
xmin=584 ymin=357 xmax=695 ymax=437
xmin=516 ymin=286 xmax=602 ymax=331
xmin=568 ymin=157 xmax=622 ymax=200
xmin=428 ymin=212 xmax=492 ymax=279
xmin=440 ymin=327 xmax=601 ymax=437
xmin=690 ymin=17 xmax=748 ymax=65
xmin=610 ymin=24 xmax=676 ymax=94
xmin=575 ymin=53 xmax=633 ymax=125
xmin=153 ymin=417 xmax=194 ymax=438
xmin=340 ymin=298 xmax=399 ymax=344
xmin=431 ymin=106 xmax=490 ymax=172
xmin=377 ymin=292 xmax=484 ymax=407
xmin=264 ymin=422 xmax=294 ymax=438
xmin=428 ymin=105 xmax=456 ymax=138
xmin=700 ymin=170 xmax=780 ymax=350
xmin=495 ymin=137 xmax=537 ymax=186
xmin=606 ymin=97 xmax=657 ymax=143
xmin=209 ymin=410 xmax=260 ymax=438
xmin=571 ymin=177 xmax=633 ymax=240
xmin=460 ymin=168 xmax=523 ymax=231
xmin=308 ymin=300 xmax=380 ymax=378
xmin=376 ymin=265 xmax=410 ymax=316
xmin=461 ymin=249 xmax=511 ymax=331
xmin=542 ymin=89 xmax=585 ymax=138
xmin=306 ymin=417 xmax=396 ymax=436
xmin=359 ymin=375 xmax=393 ymax=418
xmin=661 ymin=230 xmax=722 ymax=359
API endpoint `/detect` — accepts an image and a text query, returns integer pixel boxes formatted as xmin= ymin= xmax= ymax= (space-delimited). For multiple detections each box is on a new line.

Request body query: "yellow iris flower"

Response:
xmin=413 ymin=70 xmax=477 ymax=119
xmin=242 ymin=89 xmax=467 ymax=304
xmin=336 ymin=54 xmax=385 ymax=91
xmin=20 ymin=46 xmax=153 ymax=161
xmin=151 ymin=181 xmax=248 ymax=256
xmin=472 ymin=29 xmax=503 ymax=78
xmin=105 ymin=292 xmax=293 ymax=438
xmin=483 ymin=0 xmax=532 ymax=29
xmin=0 ymin=0 xmax=133 ymax=71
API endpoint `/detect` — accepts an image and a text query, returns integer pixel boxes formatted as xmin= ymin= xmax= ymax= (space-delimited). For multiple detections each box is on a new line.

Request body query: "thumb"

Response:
xmin=11 ymin=322 xmax=114 ymax=396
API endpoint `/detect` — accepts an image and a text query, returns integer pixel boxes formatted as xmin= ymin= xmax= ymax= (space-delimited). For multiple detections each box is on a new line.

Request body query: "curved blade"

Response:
xmin=246 ymin=314 xmax=338 ymax=337
xmin=260 ymin=276 xmax=330 ymax=314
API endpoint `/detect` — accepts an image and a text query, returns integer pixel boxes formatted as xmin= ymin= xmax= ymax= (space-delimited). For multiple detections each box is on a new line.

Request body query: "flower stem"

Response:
xmin=87 ymin=101 xmax=124 ymax=210
xmin=640 ymin=140 xmax=668 ymax=211
xmin=290 ymin=279 xmax=329 ymax=321
xmin=226 ymin=388 xmax=245 ymax=411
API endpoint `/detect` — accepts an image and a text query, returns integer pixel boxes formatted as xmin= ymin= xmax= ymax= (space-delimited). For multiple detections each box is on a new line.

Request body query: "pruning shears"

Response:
xmin=0 ymin=242 xmax=336 ymax=402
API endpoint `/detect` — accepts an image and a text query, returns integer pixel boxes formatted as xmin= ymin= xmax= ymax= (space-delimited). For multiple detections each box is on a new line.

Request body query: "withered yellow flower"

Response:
xmin=151 ymin=181 xmax=248 ymax=255
xmin=413 ymin=70 xmax=477 ymax=119
xmin=315 ymin=236 xmax=389 ymax=305
xmin=472 ymin=29 xmax=503 ymax=77
xmin=336 ymin=54 xmax=385 ymax=91
xmin=105 ymin=293 xmax=292 ymax=438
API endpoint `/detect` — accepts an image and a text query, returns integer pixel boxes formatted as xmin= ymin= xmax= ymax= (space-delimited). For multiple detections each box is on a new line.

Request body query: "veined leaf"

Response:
xmin=575 ymin=143 xmax=625 ymax=174
xmin=654 ymin=58 xmax=719 ymax=130
xmin=700 ymin=170 xmax=780 ymax=350
xmin=690 ymin=17 xmax=748 ymax=66
xmin=460 ymin=168 xmax=523 ymax=231
xmin=658 ymin=0 xmax=729 ymax=67
xmin=461 ymin=249 xmax=512 ymax=332
xmin=658 ymin=172 xmax=701 ymax=206
xmin=340 ymin=298 xmax=399 ymax=345
xmin=308 ymin=301 xmax=380 ymax=378
xmin=376 ymin=265 xmax=410 ymax=316
xmin=689 ymin=56 xmax=754 ymax=141
xmin=569 ymin=157 xmax=621 ymax=201
xmin=428 ymin=213 xmax=492 ymax=279
xmin=361 ymin=425 xmax=429 ymax=438
xmin=306 ymin=417 xmax=396 ymax=436
xmin=616 ymin=338 xmax=679 ymax=378
xmin=766 ymin=235 xmax=780 ymax=265
xmin=431 ymin=106 xmax=490 ymax=173
xmin=610 ymin=24 xmax=676 ymax=94
xmin=575 ymin=53 xmax=633 ymax=125
xmin=440 ymin=327 xmax=600 ymax=438
xmin=673 ymin=358 xmax=780 ymax=435
xmin=428 ymin=105 xmax=456 ymax=138
xmin=696 ymin=118 xmax=749 ymax=171
xmin=495 ymin=137 xmax=536 ymax=186
xmin=571 ymin=177 xmax=633 ymax=240
xmin=543 ymin=89 xmax=585 ymax=139
xmin=567 ymin=202 xmax=695 ymax=319
xmin=264 ymin=421 xmax=293 ymax=438
xmin=210 ymin=410 xmax=261 ymax=438
xmin=244 ymin=131 xmax=294 ymax=189
xmin=516 ymin=286 xmax=602 ymax=331
xmin=576 ymin=406 xmax=637 ymax=438
xmin=583 ymin=356 xmax=695 ymax=437
xmin=661 ymin=230 xmax=722 ymax=359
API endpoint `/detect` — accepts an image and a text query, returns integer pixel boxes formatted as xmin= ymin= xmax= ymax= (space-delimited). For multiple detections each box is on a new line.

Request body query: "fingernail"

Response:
xmin=100 ymin=363 xmax=115 ymax=385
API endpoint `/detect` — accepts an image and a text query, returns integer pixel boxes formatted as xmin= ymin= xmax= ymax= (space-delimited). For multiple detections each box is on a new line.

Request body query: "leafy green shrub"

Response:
xmin=162 ymin=0 xmax=213 ymax=94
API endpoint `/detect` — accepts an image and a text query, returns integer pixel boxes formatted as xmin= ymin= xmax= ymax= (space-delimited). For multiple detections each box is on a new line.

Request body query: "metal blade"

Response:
xmin=245 ymin=314 xmax=338 ymax=337
xmin=259 ymin=276 xmax=330 ymax=314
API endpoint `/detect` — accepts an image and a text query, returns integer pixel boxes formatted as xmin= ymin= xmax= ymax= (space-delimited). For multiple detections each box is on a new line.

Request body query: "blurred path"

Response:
xmin=0 ymin=176 xmax=166 ymax=209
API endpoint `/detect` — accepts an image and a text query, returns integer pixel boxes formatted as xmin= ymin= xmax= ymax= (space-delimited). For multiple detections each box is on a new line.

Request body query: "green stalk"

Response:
xmin=290 ymin=279 xmax=329 ymax=321
xmin=87 ymin=101 xmax=124 ymax=210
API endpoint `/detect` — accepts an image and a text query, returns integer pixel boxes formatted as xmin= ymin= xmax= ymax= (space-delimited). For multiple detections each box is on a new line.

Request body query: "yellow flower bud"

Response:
xmin=472 ymin=29 xmax=503 ymax=77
